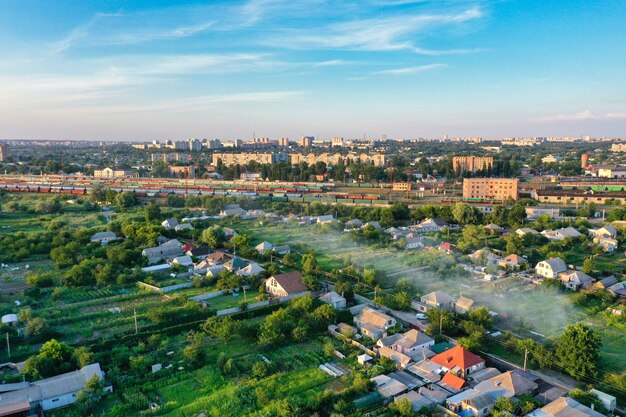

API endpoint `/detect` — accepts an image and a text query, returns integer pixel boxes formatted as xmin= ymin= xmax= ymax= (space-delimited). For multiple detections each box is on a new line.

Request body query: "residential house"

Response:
xmin=370 ymin=374 xmax=409 ymax=398
xmin=378 ymin=346 xmax=412 ymax=369
xmin=405 ymin=237 xmax=423 ymax=249
xmin=595 ymin=236 xmax=619 ymax=252
xmin=608 ymin=281 xmax=626 ymax=298
xmin=589 ymin=225 xmax=618 ymax=239
xmin=142 ymin=239 xmax=184 ymax=264
xmin=484 ymin=224 xmax=505 ymax=234
xmin=462 ymin=392 xmax=497 ymax=417
xmin=344 ymin=219 xmax=364 ymax=230
xmin=207 ymin=251 xmax=231 ymax=265
xmin=320 ymin=291 xmax=346 ymax=309
xmin=193 ymin=260 xmax=211 ymax=274
xmin=206 ymin=265 xmax=227 ymax=279
xmin=235 ymin=262 xmax=265 ymax=276
xmin=438 ymin=242 xmax=460 ymax=255
xmin=0 ymin=363 xmax=108 ymax=416
xmin=171 ymin=255 xmax=193 ymax=267
xmin=161 ymin=218 xmax=179 ymax=229
xmin=418 ymin=218 xmax=448 ymax=233
xmin=593 ymin=275 xmax=619 ymax=290
xmin=516 ymin=227 xmax=539 ymax=237
xmin=499 ymin=254 xmax=528 ymax=270
xmin=273 ymin=244 xmax=291 ymax=255
xmin=454 ymin=296 xmax=475 ymax=314
xmin=394 ymin=391 xmax=434 ymax=412
xmin=541 ymin=227 xmax=581 ymax=241
xmin=525 ymin=397 xmax=605 ymax=417
xmin=315 ymin=214 xmax=334 ymax=224
xmin=535 ymin=258 xmax=567 ymax=279
xmin=430 ymin=345 xmax=486 ymax=378
xmin=223 ymin=256 xmax=249 ymax=272
xmin=255 ymin=241 xmax=274 ymax=254
xmin=469 ymin=248 xmax=503 ymax=265
xmin=174 ymin=223 xmax=194 ymax=232
xmin=220 ymin=204 xmax=247 ymax=217
xmin=417 ymin=291 xmax=456 ymax=312
xmin=90 ymin=231 xmax=119 ymax=245
xmin=354 ymin=307 xmax=397 ymax=340
xmin=377 ymin=329 xmax=434 ymax=355
xmin=222 ymin=227 xmax=238 ymax=239
xmin=559 ymin=270 xmax=594 ymax=290
xmin=474 ymin=370 xmax=538 ymax=397
xmin=265 ymin=271 xmax=308 ymax=297
xmin=440 ymin=372 xmax=466 ymax=392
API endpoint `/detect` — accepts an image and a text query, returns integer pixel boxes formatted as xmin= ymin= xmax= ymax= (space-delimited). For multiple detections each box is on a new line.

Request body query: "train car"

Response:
xmin=285 ymin=193 xmax=302 ymax=198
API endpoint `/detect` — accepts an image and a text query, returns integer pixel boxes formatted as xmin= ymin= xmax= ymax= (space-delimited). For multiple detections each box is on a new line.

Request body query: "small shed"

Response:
xmin=357 ymin=354 xmax=373 ymax=365
xmin=1 ymin=314 xmax=18 ymax=327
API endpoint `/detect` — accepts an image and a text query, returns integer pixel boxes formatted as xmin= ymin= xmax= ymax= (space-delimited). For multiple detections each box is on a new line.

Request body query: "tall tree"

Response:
xmin=556 ymin=323 xmax=602 ymax=378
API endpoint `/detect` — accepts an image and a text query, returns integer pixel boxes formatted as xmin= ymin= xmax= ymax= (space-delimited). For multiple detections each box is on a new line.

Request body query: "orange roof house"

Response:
xmin=431 ymin=346 xmax=485 ymax=378
xmin=441 ymin=372 xmax=466 ymax=391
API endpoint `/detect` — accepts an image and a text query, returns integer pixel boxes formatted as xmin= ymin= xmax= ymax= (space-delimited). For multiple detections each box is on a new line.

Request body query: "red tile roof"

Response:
xmin=441 ymin=372 xmax=466 ymax=390
xmin=431 ymin=345 xmax=484 ymax=370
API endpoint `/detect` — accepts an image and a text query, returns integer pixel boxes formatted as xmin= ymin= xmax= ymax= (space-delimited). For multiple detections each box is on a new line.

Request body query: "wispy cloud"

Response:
xmin=312 ymin=59 xmax=355 ymax=67
xmin=269 ymin=7 xmax=484 ymax=54
xmin=538 ymin=111 xmax=626 ymax=122
xmin=372 ymin=63 xmax=447 ymax=75
xmin=51 ymin=12 xmax=121 ymax=53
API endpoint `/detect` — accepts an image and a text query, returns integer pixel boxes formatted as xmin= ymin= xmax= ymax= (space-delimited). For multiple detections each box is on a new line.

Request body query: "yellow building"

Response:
xmin=453 ymin=156 xmax=493 ymax=173
xmin=93 ymin=167 xmax=134 ymax=178
xmin=463 ymin=178 xmax=519 ymax=201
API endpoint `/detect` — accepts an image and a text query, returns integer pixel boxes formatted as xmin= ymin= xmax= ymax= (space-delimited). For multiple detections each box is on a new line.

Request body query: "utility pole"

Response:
xmin=523 ymin=348 xmax=529 ymax=371
xmin=134 ymin=308 xmax=138 ymax=334
xmin=439 ymin=315 xmax=444 ymax=334
xmin=6 ymin=333 xmax=10 ymax=358
xmin=243 ymin=286 xmax=247 ymax=302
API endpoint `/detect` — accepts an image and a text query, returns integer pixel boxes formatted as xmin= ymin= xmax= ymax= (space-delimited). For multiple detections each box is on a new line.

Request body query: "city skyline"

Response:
xmin=1 ymin=0 xmax=625 ymax=140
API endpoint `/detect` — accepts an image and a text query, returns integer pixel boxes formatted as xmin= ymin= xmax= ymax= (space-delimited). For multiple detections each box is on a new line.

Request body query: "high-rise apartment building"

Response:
xmin=279 ymin=137 xmax=290 ymax=147
xmin=462 ymin=178 xmax=519 ymax=201
xmin=453 ymin=156 xmax=494 ymax=173
xmin=0 ymin=144 xmax=8 ymax=161
xmin=299 ymin=136 xmax=314 ymax=147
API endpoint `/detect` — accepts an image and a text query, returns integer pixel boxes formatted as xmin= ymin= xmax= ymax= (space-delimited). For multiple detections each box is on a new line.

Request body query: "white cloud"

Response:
xmin=372 ymin=63 xmax=447 ymax=75
xmin=538 ymin=111 xmax=626 ymax=122
xmin=270 ymin=7 xmax=484 ymax=54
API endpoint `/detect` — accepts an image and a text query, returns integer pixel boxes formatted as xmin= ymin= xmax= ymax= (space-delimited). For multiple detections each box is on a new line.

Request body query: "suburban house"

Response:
xmin=474 ymin=370 xmax=538 ymax=398
xmin=206 ymin=264 xmax=227 ymax=278
xmin=161 ymin=218 xmax=179 ymax=229
xmin=0 ymin=363 xmax=108 ymax=416
xmin=515 ymin=227 xmax=539 ymax=236
xmin=589 ymin=225 xmax=618 ymax=239
xmin=220 ymin=205 xmax=247 ymax=217
xmin=90 ymin=231 xmax=119 ymax=245
xmin=499 ymin=254 xmax=528 ymax=270
xmin=315 ymin=214 xmax=334 ymax=224
xmin=431 ymin=345 xmax=486 ymax=378
xmin=405 ymin=237 xmax=423 ymax=250
xmin=417 ymin=291 xmax=456 ymax=312
xmin=186 ymin=246 xmax=211 ymax=257
xmin=255 ymin=241 xmax=274 ymax=254
xmin=559 ymin=270 xmax=594 ymax=290
xmin=595 ymin=236 xmax=619 ymax=252
xmin=319 ymin=291 xmax=347 ymax=309
xmin=535 ymin=258 xmax=567 ymax=279
xmin=378 ymin=346 xmax=413 ymax=369
xmin=171 ymin=255 xmax=193 ymax=267
xmin=440 ymin=372 xmax=466 ymax=392
xmin=265 ymin=271 xmax=308 ymax=297
xmin=376 ymin=329 xmax=434 ymax=356
xmin=541 ymin=227 xmax=581 ymax=241
xmin=235 ymin=262 xmax=265 ymax=276
xmin=484 ymin=224 xmax=505 ymax=234
xmin=593 ymin=275 xmax=619 ymax=290
xmin=454 ymin=296 xmax=476 ymax=314
xmin=354 ymin=307 xmax=397 ymax=340
xmin=142 ymin=239 xmax=184 ymax=264
xmin=418 ymin=218 xmax=448 ymax=233
xmin=608 ymin=281 xmax=626 ymax=298
xmin=469 ymin=249 xmax=503 ymax=265
xmin=437 ymin=242 xmax=460 ymax=255
xmin=174 ymin=223 xmax=194 ymax=232
xmin=273 ymin=244 xmax=291 ymax=255
xmin=344 ymin=219 xmax=364 ymax=230
xmin=461 ymin=392 xmax=497 ymax=417
xmin=526 ymin=397 xmax=605 ymax=417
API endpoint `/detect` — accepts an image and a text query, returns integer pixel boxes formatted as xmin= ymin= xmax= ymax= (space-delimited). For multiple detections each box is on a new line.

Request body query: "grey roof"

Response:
xmin=539 ymin=257 xmax=567 ymax=272
xmin=90 ymin=231 xmax=117 ymax=241
xmin=466 ymin=392 xmax=496 ymax=409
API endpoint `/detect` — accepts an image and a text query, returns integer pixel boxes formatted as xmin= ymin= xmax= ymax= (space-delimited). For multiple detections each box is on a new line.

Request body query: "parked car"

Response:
xmin=415 ymin=313 xmax=427 ymax=320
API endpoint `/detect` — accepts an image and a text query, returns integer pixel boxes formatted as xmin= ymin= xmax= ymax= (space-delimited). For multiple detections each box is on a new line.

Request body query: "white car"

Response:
xmin=415 ymin=313 xmax=427 ymax=320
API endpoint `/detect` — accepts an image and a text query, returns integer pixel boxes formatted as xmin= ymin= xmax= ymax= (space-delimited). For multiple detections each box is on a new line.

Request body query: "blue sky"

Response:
xmin=0 ymin=0 xmax=624 ymax=140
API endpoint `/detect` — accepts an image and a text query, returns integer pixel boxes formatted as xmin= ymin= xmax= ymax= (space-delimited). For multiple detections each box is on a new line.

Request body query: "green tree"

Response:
xmin=302 ymin=253 xmax=318 ymax=274
xmin=144 ymin=203 xmax=161 ymax=222
xmin=582 ymin=257 xmax=594 ymax=275
xmin=115 ymin=191 xmax=137 ymax=207
xmin=75 ymin=374 xmax=104 ymax=414
xmin=389 ymin=397 xmax=415 ymax=416
xmin=556 ymin=323 xmax=602 ymax=378
xmin=468 ymin=306 xmax=493 ymax=328
xmin=425 ymin=308 xmax=454 ymax=334
xmin=201 ymin=225 xmax=226 ymax=248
